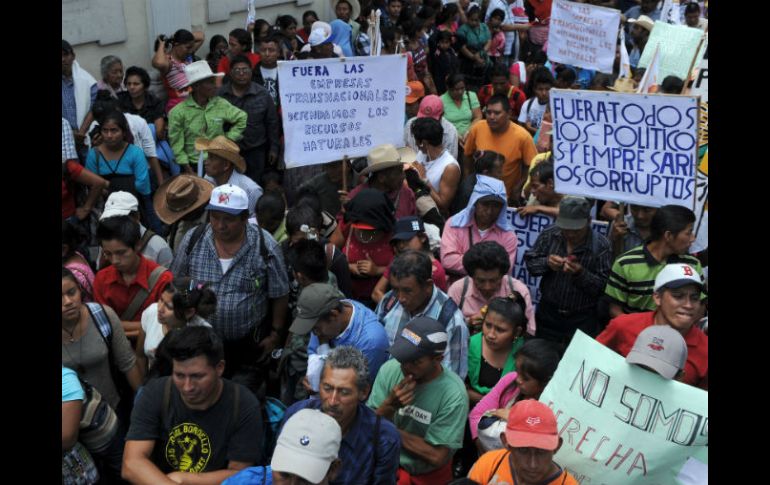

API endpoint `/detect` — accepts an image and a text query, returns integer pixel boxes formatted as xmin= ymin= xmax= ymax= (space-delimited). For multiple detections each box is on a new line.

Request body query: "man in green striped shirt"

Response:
xmin=606 ymin=205 xmax=704 ymax=317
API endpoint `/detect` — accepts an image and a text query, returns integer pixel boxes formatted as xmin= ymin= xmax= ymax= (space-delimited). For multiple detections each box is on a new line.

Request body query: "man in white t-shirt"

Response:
xmin=485 ymin=0 xmax=531 ymax=66
xmin=518 ymin=68 xmax=554 ymax=135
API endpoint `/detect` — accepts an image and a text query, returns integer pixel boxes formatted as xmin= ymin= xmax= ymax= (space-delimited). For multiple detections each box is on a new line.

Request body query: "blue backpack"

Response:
xmin=260 ymin=397 xmax=287 ymax=464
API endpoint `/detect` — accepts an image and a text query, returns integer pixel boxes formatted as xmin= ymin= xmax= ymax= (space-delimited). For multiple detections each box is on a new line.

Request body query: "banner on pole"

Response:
xmin=540 ymin=331 xmax=708 ymax=484
xmin=550 ymin=89 xmax=699 ymax=208
xmin=278 ymin=55 xmax=407 ymax=168
xmin=548 ymin=0 xmax=621 ymax=73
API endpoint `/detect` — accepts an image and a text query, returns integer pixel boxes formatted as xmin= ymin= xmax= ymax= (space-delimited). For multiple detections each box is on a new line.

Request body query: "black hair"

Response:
xmin=261 ymin=170 xmax=283 ymax=187
xmin=254 ymin=19 xmax=271 ymax=37
xmin=256 ymin=191 xmax=286 ymax=225
xmin=388 ymin=0 xmax=403 ymax=5
xmin=286 ymin=202 xmax=322 ymax=236
xmin=591 ymin=72 xmax=612 ymax=89
xmin=435 ymin=30 xmax=453 ymax=44
xmin=515 ymin=339 xmax=561 ymax=389
xmin=99 ymin=109 xmax=134 ymax=144
xmin=485 ymin=293 xmax=527 ymax=331
xmin=555 ymin=65 xmax=577 ymax=85
xmin=162 ymin=276 xmax=218 ymax=321
xmin=229 ymin=54 xmax=253 ymax=70
xmin=229 ymin=28 xmax=253 ymax=51
xmin=262 ymin=34 xmax=285 ymax=49
xmin=466 ymin=5 xmax=481 ymax=18
xmin=172 ymin=29 xmax=195 ymax=45
xmin=62 ymin=220 xmax=88 ymax=263
xmin=486 ymin=94 xmax=510 ymax=111
xmin=276 ymin=14 xmax=298 ymax=30
xmin=288 ymin=239 xmax=329 ymax=283
xmin=303 ymin=10 xmax=319 ymax=22
xmin=649 ymin=205 xmax=696 ymax=241
xmin=402 ymin=18 xmax=425 ymax=40
xmin=660 ymin=75 xmax=684 ymax=94
xmin=490 ymin=63 xmax=509 ymax=80
xmin=209 ymin=34 xmax=227 ymax=53
xmin=92 ymin=90 xmax=120 ymax=122
xmin=437 ymin=3 xmax=459 ymax=25
xmin=62 ymin=266 xmax=81 ymax=291
xmin=417 ymin=6 xmax=436 ymax=20
xmin=164 ymin=326 xmax=225 ymax=368
xmin=124 ymin=66 xmax=151 ymax=90
xmin=389 ymin=250 xmax=432 ymax=285
xmin=462 ymin=241 xmax=510 ymax=276
xmin=528 ymin=49 xmax=548 ymax=66
xmin=489 ymin=8 xmax=506 ymax=21
xmin=473 ymin=150 xmax=504 ymax=174
xmin=294 ymin=190 xmax=323 ymax=215
xmin=530 ymin=161 xmax=554 ymax=184
xmin=531 ymin=66 xmax=555 ymax=87
xmin=684 ymin=1 xmax=700 ymax=14
xmin=96 ymin=215 xmax=141 ymax=248
xmin=411 ymin=117 xmax=444 ymax=146
xmin=446 ymin=72 xmax=466 ymax=89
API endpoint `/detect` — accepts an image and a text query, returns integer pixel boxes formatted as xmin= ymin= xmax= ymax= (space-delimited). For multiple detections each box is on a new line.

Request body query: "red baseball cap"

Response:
xmin=505 ymin=400 xmax=559 ymax=450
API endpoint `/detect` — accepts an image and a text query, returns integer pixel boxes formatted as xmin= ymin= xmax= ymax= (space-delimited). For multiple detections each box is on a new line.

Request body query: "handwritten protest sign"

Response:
xmin=539 ymin=331 xmax=708 ymax=484
xmin=547 ymin=0 xmax=620 ymax=73
xmin=691 ymin=59 xmax=707 ymax=102
xmin=550 ymin=89 xmax=699 ymax=208
xmin=638 ymin=22 xmax=705 ymax=81
xmin=278 ymin=55 xmax=407 ymax=168
xmin=507 ymin=209 xmax=608 ymax=306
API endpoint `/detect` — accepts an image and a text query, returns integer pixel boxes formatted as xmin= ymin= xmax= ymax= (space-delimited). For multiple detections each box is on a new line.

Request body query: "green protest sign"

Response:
xmin=539 ymin=331 xmax=708 ymax=484
xmin=638 ymin=22 xmax=706 ymax=81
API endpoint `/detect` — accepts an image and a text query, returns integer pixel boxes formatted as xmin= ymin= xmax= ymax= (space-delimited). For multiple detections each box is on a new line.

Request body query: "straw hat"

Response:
xmin=332 ymin=0 xmax=361 ymax=22
xmin=194 ymin=136 xmax=246 ymax=173
xmin=153 ymin=175 xmax=215 ymax=224
xmin=181 ymin=60 xmax=224 ymax=88
xmin=360 ymin=144 xmax=403 ymax=175
xmin=628 ymin=15 xmax=655 ymax=32
xmin=608 ymin=77 xmax=637 ymax=93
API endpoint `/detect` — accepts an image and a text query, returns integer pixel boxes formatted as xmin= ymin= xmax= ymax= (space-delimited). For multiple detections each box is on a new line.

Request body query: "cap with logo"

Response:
xmin=626 ymin=325 xmax=688 ymax=379
xmin=389 ymin=317 xmax=448 ymax=363
xmin=100 ymin=191 xmax=139 ymax=220
xmin=271 ymin=408 xmax=342 ymax=483
xmin=391 ymin=216 xmax=425 ymax=243
xmin=290 ymin=283 xmax=345 ymax=335
xmin=417 ymin=95 xmax=443 ymax=120
xmin=654 ymin=263 xmax=703 ymax=292
xmin=556 ymin=197 xmax=591 ymax=230
xmin=505 ymin=399 xmax=559 ymax=450
xmin=206 ymin=184 xmax=249 ymax=215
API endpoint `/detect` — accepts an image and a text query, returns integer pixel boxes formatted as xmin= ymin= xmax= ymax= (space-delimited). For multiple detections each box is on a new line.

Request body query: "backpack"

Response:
xmin=260 ymin=397 xmax=287 ymax=465
xmin=77 ymin=375 xmax=119 ymax=455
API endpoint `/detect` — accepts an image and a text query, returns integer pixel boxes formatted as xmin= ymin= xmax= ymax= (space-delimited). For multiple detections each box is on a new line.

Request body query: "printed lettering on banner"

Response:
xmin=508 ymin=209 xmax=608 ymax=307
xmin=539 ymin=331 xmax=708 ymax=484
xmin=550 ymin=89 xmax=699 ymax=208
xmin=278 ymin=56 xmax=407 ymax=168
xmin=547 ymin=0 xmax=621 ymax=73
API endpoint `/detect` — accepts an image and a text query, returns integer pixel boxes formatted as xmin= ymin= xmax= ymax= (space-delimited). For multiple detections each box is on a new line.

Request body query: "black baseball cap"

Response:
xmin=389 ymin=317 xmax=448 ymax=363
xmin=390 ymin=216 xmax=425 ymax=243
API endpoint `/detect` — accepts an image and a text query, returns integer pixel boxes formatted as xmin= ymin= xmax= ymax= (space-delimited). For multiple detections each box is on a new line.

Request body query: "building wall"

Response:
xmin=63 ymin=0 xmax=331 ymax=81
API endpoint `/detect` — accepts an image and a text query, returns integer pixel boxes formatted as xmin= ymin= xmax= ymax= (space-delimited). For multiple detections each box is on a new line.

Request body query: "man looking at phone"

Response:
xmin=367 ymin=317 xmax=469 ymax=485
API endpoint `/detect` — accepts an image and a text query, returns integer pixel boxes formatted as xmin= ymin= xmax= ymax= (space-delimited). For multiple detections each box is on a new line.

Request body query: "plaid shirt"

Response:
xmin=62 ymin=118 xmax=78 ymax=161
xmin=281 ymin=398 xmax=401 ymax=485
xmin=376 ymin=286 xmax=469 ymax=379
xmin=170 ymin=224 xmax=289 ymax=340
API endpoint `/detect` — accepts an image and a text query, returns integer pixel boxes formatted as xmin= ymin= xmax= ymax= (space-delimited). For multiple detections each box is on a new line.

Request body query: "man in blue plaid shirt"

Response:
xmin=375 ymin=250 xmax=469 ymax=379
xmin=171 ymin=184 xmax=289 ymax=392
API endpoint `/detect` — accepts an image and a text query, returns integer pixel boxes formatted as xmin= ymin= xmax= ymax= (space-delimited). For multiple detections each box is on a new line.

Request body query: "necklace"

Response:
xmin=62 ymin=318 xmax=80 ymax=343
xmin=356 ymin=229 xmax=376 ymax=244
xmin=62 ymin=320 xmax=86 ymax=375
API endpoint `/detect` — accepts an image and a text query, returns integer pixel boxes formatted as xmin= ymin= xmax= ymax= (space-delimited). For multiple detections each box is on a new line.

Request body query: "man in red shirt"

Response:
xmin=477 ymin=64 xmax=527 ymax=119
xmin=93 ymin=215 xmax=173 ymax=339
xmin=597 ymin=263 xmax=707 ymax=389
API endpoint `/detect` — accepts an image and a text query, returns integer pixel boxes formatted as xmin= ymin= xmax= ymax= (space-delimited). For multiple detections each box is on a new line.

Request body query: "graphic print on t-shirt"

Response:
xmin=165 ymin=422 xmax=212 ymax=472
xmin=398 ymin=405 xmax=433 ymax=425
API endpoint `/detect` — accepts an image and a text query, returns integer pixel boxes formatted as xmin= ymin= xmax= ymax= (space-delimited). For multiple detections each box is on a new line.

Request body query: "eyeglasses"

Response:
xmin=232 ymin=67 xmax=252 ymax=74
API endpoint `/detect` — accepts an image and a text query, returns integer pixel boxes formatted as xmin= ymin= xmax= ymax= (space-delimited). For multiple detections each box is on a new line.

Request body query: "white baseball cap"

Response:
xmin=626 ymin=325 xmax=688 ymax=379
xmin=654 ymin=264 xmax=703 ymax=292
xmin=206 ymin=184 xmax=249 ymax=215
xmin=100 ymin=191 xmax=139 ymax=220
xmin=271 ymin=409 xmax=341 ymax=483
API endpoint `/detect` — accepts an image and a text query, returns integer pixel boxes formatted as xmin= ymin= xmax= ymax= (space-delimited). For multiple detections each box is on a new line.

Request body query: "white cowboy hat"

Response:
xmin=181 ymin=60 xmax=224 ymax=88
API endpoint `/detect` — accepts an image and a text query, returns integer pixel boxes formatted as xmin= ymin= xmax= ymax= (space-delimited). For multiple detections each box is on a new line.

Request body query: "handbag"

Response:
xmin=477 ymin=413 xmax=508 ymax=451
xmin=78 ymin=375 xmax=119 ymax=455
xmin=62 ymin=442 xmax=100 ymax=485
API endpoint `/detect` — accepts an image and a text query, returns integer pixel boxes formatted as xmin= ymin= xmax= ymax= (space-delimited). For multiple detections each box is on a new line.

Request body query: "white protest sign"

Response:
xmin=691 ymin=59 xmax=707 ymax=102
xmin=278 ymin=55 xmax=407 ymax=168
xmin=507 ymin=209 xmax=609 ymax=306
xmin=638 ymin=22 xmax=705 ymax=81
xmin=547 ymin=0 xmax=621 ymax=73
xmin=540 ymin=331 xmax=708 ymax=484
xmin=550 ymin=89 xmax=699 ymax=208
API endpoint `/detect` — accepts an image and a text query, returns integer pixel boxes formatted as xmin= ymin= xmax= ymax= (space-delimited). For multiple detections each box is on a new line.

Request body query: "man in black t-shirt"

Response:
xmin=123 ymin=327 xmax=262 ymax=485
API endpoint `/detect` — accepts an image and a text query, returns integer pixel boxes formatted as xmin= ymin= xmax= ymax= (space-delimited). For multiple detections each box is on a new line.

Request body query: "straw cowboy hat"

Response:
xmin=153 ymin=175 xmax=215 ymax=224
xmin=332 ymin=0 xmax=361 ymax=22
xmin=608 ymin=77 xmax=637 ymax=93
xmin=181 ymin=60 xmax=224 ymax=88
xmin=194 ymin=135 xmax=246 ymax=173
xmin=360 ymin=144 xmax=404 ymax=175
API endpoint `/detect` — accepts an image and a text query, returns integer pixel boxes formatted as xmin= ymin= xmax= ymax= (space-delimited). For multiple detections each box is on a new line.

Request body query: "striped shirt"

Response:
xmin=376 ymin=286 xmax=469 ymax=379
xmin=605 ymin=244 xmax=703 ymax=313
xmin=170 ymin=224 xmax=289 ymax=340
xmin=524 ymin=224 xmax=612 ymax=312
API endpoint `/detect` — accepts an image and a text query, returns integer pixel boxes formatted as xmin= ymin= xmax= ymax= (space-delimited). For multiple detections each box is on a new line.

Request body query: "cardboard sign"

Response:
xmin=548 ymin=0 xmax=621 ymax=73
xmin=540 ymin=331 xmax=708 ymax=484
xmin=278 ymin=55 xmax=407 ymax=168
xmin=638 ymin=22 xmax=705 ymax=81
xmin=550 ymin=89 xmax=699 ymax=208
